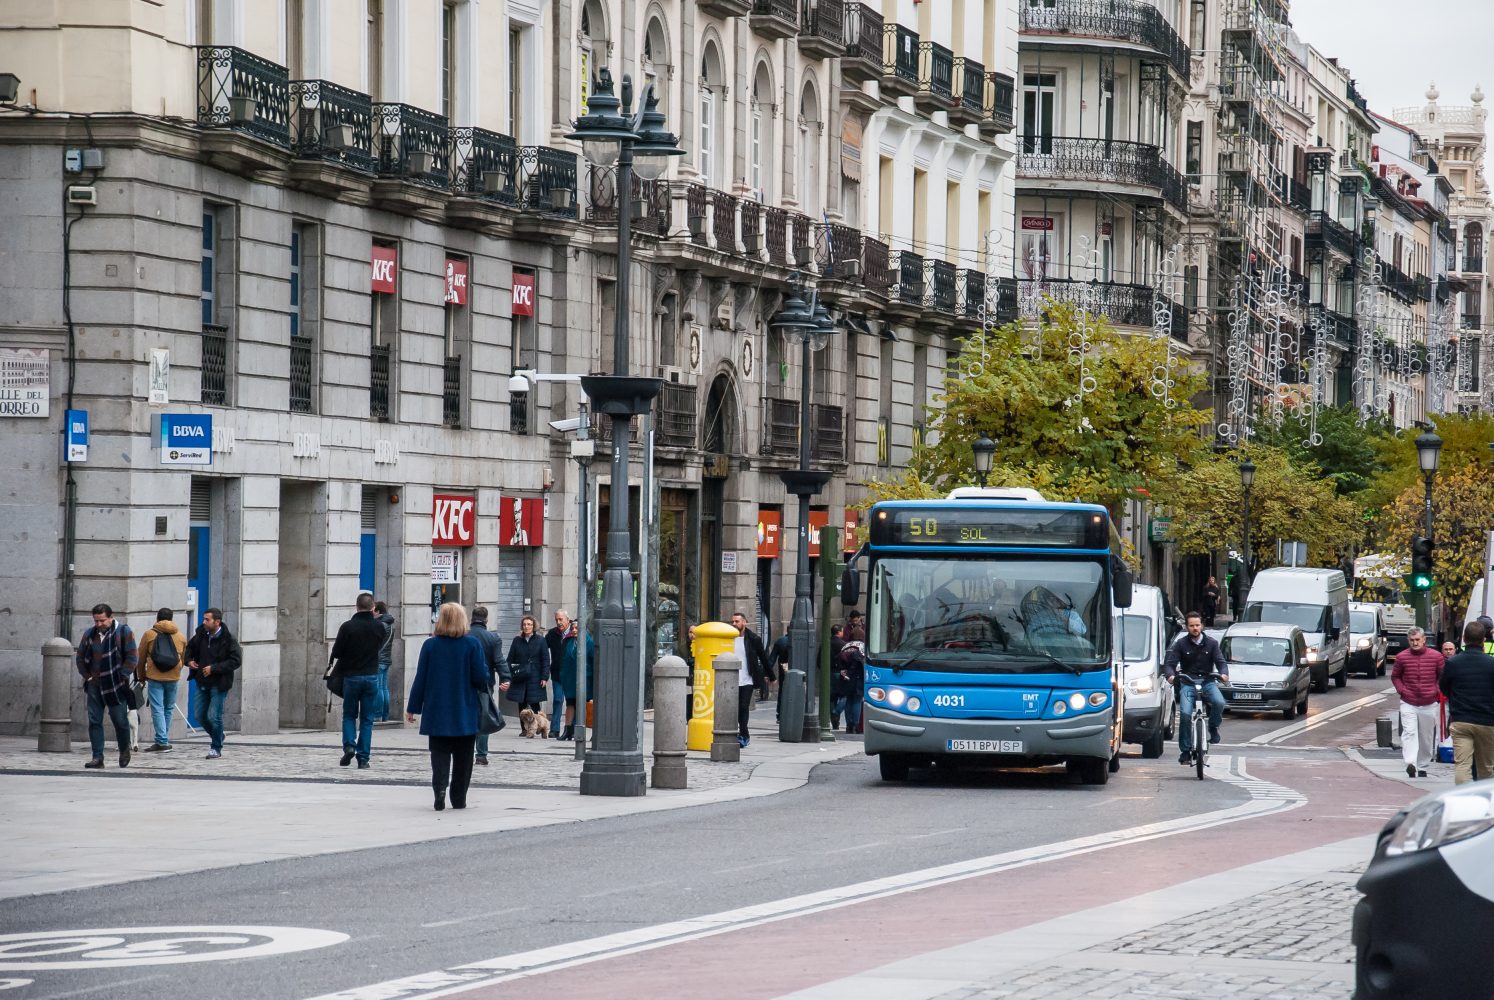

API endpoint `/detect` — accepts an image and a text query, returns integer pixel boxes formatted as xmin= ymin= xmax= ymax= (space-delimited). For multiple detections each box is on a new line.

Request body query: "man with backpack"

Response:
xmin=137 ymin=608 xmax=188 ymax=752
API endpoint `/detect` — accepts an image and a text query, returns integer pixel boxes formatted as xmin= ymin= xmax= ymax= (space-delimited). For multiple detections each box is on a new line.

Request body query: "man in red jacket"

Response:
xmin=1391 ymin=627 xmax=1445 ymax=778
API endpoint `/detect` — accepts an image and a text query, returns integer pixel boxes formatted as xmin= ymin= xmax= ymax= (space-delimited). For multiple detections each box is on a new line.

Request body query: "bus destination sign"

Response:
xmin=872 ymin=507 xmax=1105 ymax=549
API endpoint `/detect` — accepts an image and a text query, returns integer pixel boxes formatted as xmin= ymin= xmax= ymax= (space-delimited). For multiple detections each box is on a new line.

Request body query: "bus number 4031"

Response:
xmin=931 ymin=694 xmax=965 ymax=707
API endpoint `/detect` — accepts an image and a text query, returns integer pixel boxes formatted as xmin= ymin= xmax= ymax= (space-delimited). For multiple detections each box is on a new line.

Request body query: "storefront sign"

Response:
xmin=444 ymin=258 xmax=469 ymax=305
xmin=501 ymin=496 xmax=544 ymax=547
xmin=757 ymin=510 xmax=782 ymax=560
xmin=157 ymin=413 xmax=213 ymax=466
xmin=371 ymin=244 xmax=398 ymax=293
xmin=0 ymin=348 xmax=50 ymax=417
xmin=1021 ymin=216 xmax=1055 ymax=231
xmin=432 ymin=493 xmax=476 ymax=546
xmin=843 ymin=511 xmax=860 ymax=554
xmin=65 ymin=408 xmax=88 ymax=462
xmin=431 ymin=549 xmax=460 ymax=584
xmin=807 ymin=509 xmax=831 ymax=558
xmin=512 ymin=272 xmax=535 ymax=316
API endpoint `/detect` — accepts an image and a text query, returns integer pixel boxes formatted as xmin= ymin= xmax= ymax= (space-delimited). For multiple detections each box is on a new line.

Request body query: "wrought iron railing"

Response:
xmin=442 ymin=355 xmax=462 ymax=427
xmin=518 ymin=145 xmax=578 ymax=216
xmin=752 ymin=0 xmax=797 ymax=24
xmin=1306 ymin=211 xmax=1357 ymax=258
xmin=816 ymin=222 xmax=862 ymax=278
xmin=986 ymin=72 xmax=1016 ymax=132
xmin=1437 ymin=276 xmax=1451 ymax=302
xmin=373 ymin=103 xmax=450 ymax=188
xmin=713 ymin=190 xmax=739 ymax=253
xmin=289 ymin=337 xmax=314 ymax=413
xmin=1309 ymin=306 xmax=1356 ymax=347
xmin=810 ymin=403 xmax=845 ymax=463
xmin=587 ymin=165 xmax=670 ymax=236
xmin=863 ymin=237 xmax=891 ymax=297
xmin=925 ymin=259 xmax=957 ymax=313
xmin=740 ymin=200 xmax=762 ymax=255
xmin=884 ymin=23 xmax=919 ymax=88
xmin=765 ymin=205 xmax=788 ymax=264
xmin=201 ymin=324 xmax=229 ymax=405
xmin=890 ymin=250 xmax=925 ymax=305
xmin=1018 ymin=137 xmax=1187 ymax=212
xmin=952 ymin=57 xmax=984 ymax=116
xmin=917 ymin=41 xmax=955 ymax=104
xmin=789 ymin=211 xmax=815 ymax=266
xmin=800 ymin=0 xmax=845 ymax=45
xmin=766 ymin=397 xmax=801 ymax=455
xmin=196 ymin=46 xmax=291 ymax=147
xmin=657 ymin=382 xmax=698 ymax=449
xmin=451 ymin=126 xmax=519 ymax=204
xmin=843 ymin=2 xmax=883 ymax=67
xmin=1018 ymin=278 xmax=1163 ymax=328
xmin=289 ymin=79 xmax=373 ymax=172
xmin=370 ymin=345 xmax=391 ymax=420
xmin=508 ymin=390 xmax=529 ymax=434
xmin=957 ymin=268 xmax=985 ymax=321
xmin=1463 ymin=253 xmax=1484 ymax=273
xmin=1289 ymin=177 xmax=1312 ymax=213
xmin=687 ymin=184 xmax=709 ymax=245
xmin=1019 ymin=0 xmax=1191 ymax=81
xmin=992 ymin=277 xmax=1019 ymax=326
xmin=1461 ymin=312 xmax=1483 ymax=330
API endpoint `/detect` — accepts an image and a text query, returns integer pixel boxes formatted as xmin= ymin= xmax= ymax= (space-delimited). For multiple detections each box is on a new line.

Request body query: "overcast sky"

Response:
xmin=1288 ymin=0 xmax=1493 ymax=123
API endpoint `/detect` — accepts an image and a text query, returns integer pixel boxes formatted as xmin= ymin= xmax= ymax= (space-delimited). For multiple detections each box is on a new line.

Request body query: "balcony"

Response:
xmin=586 ymin=165 xmax=670 ymax=237
xmin=1018 ymin=137 xmax=1187 ymax=213
xmin=765 ymin=205 xmax=789 ymax=265
xmin=289 ymin=337 xmax=314 ymax=413
xmin=751 ymin=0 xmax=799 ymax=39
xmin=1306 ymin=211 xmax=1357 ymax=259
xmin=984 ymin=72 xmax=1016 ymax=134
xmin=740 ymin=201 xmax=762 ymax=257
xmin=799 ymin=0 xmax=845 ymax=60
xmin=925 ymin=259 xmax=957 ymax=314
xmin=842 ymin=3 xmax=884 ymax=84
xmin=517 ymin=145 xmax=578 ymax=218
xmin=916 ymin=41 xmax=955 ymax=113
xmin=993 ymin=277 xmax=1019 ymax=326
xmin=373 ymin=103 xmax=449 ymax=190
xmin=883 ymin=23 xmax=919 ymax=97
xmin=370 ymin=345 xmax=391 ymax=421
xmin=657 ymin=382 xmax=699 ymax=450
xmin=1289 ymin=177 xmax=1312 ymax=213
xmin=810 ymin=403 xmax=845 ymax=463
xmin=1462 ymin=254 xmax=1484 ymax=274
xmin=789 ymin=211 xmax=815 ymax=268
xmin=950 ymin=58 xmax=985 ymax=127
xmin=698 ymin=0 xmax=752 ymax=16
xmin=890 ymin=250 xmax=925 ymax=308
xmin=1018 ymin=278 xmax=1172 ymax=331
xmin=766 ymin=397 xmax=801 ymax=456
xmin=1309 ymin=306 xmax=1356 ymax=349
xmin=1462 ymin=313 xmax=1483 ymax=331
xmin=1437 ymin=277 xmax=1451 ymax=302
xmin=1020 ymin=0 xmax=1191 ymax=83
xmin=288 ymin=79 xmax=375 ymax=187
xmin=862 ymin=237 xmax=891 ymax=298
xmin=816 ymin=222 xmax=863 ymax=280
xmin=201 ymin=324 xmax=229 ymax=405
xmin=451 ymin=126 xmax=520 ymax=206
xmin=957 ymin=268 xmax=985 ymax=323
xmin=196 ymin=46 xmax=291 ymax=170
xmin=713 ymin=190 xmax=740 ymax=254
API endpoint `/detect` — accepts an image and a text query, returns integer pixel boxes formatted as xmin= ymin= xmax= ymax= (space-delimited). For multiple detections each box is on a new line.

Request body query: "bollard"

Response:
xmin=778 ymin=669 xmax=806 ymax=742
xmin=651 ymin=655 xmax=689 ymax=789
xmin=39 ymin=637 xmax=74 ymax=753
xmin=687 ymin=622 xmax=737 ymax=752
xmin=1375 ymin=715 xmax=1396 ymax=749
xmin=711 ymin=654 xmax=741 ymax=762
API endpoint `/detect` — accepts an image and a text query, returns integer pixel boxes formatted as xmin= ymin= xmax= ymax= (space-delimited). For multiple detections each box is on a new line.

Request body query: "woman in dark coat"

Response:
xmin=505 ymin=614 xmax=551 ymax=715
xmin=406 ymin=602 xmax=489 ymax=811
xmin=556 ymin=622 xmax=595 ymax=741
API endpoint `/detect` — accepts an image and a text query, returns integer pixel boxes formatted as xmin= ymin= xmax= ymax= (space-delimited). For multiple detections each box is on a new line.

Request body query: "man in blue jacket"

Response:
xmin=470 ymin=606 xmax=509 ymax=764
xmin=1163 ymin=612 xmax=1229 ymax=765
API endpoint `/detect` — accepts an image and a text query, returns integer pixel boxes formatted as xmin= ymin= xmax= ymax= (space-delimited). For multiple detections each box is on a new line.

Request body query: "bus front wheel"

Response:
xmin=1068 ymin=756 xmax=1110 ymax=786
xmin=879 ymin=754 xmax=911 ymax=782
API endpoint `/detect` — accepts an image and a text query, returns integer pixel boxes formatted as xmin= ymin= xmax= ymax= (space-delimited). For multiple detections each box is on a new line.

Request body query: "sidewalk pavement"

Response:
xmin=0 ymin=704 xmax=860 ymax=902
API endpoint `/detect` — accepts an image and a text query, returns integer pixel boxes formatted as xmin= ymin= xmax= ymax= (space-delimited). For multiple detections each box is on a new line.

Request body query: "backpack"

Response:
xmin=150 ymin=630 xmax=180 ymax=670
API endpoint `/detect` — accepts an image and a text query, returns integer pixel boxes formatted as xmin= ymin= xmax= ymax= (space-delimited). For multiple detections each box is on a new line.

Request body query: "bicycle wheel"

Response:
xmin=1194 ymin=712 xmax=1207 ymax=780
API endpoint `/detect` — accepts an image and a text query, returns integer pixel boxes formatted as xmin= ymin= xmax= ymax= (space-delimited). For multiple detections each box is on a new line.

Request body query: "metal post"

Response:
xmin=39 ymin=637 xmax=74 ymax=752
xmin=638 ymin=408 xmax=655 ymax=744
xmin=790 ymin=334 xmax=820 ymax=745
xmin=711 ymin=654 xmax=742 ymax=762
xmin=573 ymin=402 xmax=591 ymax=760
xmin=1421 ymin=471 xmax=1435 ymax=632
xmin=650 ymin=654 xmax=688 ymax=788
xmin=1240 ymin=482 xmax=1252 ymax=600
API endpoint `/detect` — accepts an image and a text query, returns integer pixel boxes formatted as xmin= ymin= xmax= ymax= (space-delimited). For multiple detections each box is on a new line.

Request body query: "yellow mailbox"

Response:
xmin=687 ymin=621 xmax=739 ymax=751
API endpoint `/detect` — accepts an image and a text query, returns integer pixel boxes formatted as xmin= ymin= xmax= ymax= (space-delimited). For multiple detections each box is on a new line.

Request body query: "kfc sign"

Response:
xmin=444 ymin=258 xmax=469 ymax=305
xmin=1021 ymin=216 xmax=1055 ymax=231
xmin=431 ymin=493 xmax=475 ymax=547
xmin=371 ymin=245 xmax=398 ymax=293
xmin=512 ymin=272 xmax=535 ymax=317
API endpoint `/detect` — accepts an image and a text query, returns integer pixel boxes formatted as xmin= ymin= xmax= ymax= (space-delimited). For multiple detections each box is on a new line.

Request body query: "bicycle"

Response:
xmin=1175 ymin=671 xmax=1217 ymax=780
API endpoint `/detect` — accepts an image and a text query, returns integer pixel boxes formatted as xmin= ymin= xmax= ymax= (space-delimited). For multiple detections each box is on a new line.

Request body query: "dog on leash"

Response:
xmin=518 ymin=707 xmax=552 ymax=739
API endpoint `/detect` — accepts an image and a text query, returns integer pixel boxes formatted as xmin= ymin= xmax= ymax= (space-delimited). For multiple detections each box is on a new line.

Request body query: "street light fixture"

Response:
xmin=566 ymin=68 xmax=682 ymax=797
xmin=972 ymin=434 xmax=996 ymax=487
xmin=771 ymin=279 xmax=837 ymax=744
xmin=1238 ymin=458 xmax=1256 ymax=605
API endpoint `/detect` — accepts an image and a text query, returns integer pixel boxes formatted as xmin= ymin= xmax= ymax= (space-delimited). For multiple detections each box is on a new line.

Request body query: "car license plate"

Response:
xmin=1234 ymin=692 xmax=1262 ymax=701
xmin=947 ymin=739 xmax=1024 ymax=753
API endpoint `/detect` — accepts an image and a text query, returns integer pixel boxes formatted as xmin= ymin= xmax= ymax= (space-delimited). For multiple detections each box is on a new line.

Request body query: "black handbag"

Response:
xmin=324 ymin=662 xmax=344 ymax=698
xmin=477 ymin=687 xmax=504 ymax=735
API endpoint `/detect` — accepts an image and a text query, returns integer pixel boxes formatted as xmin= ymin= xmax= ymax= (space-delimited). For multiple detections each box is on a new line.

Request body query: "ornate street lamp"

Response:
xmin=972 ymin=434 xmax=996 ymax=487
xmin=566 ymin=69 xmax=682 ymax=797
xmin=1239 ymin=457 xmax=1256 ymax=603
xmin=1414 ymin=428 xmax=1442 ymax=629
xmin=771 ymin=281 xmax=837 ymax=744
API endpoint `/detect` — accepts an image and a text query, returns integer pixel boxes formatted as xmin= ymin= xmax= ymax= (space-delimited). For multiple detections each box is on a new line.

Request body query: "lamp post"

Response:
xmin=1238 ymin=458 xmax=1256 ymax=607
xmin=1415 ymin=427 xmax=1442 ymax=632
xmin=771 ymin=282 xmax=836 ymax=744
xmin=972 ymin=434 xmax=996 ymax=487
xmin=567 ymin=69 xmax=683 ymax=796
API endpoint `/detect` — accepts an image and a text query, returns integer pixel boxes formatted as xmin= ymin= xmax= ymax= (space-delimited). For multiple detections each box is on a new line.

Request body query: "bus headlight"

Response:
xmin=1053 ymin=700 xmax=1068 ymax=716
xmin=906 ymin=697 xmax=921 ymax=712
xmin=1069 ymin=692 xmax=1086 ymax=710
xmin=867 ymin=687 xmax=886 ymax=702
xmin=887 ymin=688 xmax=907 ymax=707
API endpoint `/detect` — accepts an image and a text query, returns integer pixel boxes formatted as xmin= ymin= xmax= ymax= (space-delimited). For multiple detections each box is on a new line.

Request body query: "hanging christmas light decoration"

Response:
xmin=1305 ymin=305 xmax=1331 ymax=447
xmin=1352 ymin=246 xmax=1384 ymax=424
xmin=1150 ymin=243 xmax=1184 ymax=412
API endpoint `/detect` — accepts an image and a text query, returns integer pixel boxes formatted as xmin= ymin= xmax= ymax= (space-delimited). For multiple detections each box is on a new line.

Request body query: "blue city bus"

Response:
xmin=847 ymin=489 xmax=1134 ymax=784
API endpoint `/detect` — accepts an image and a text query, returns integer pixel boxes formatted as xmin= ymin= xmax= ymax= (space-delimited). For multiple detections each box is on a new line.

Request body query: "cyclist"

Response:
xmin=1163 ymin=611 xmax=1229 ymax=766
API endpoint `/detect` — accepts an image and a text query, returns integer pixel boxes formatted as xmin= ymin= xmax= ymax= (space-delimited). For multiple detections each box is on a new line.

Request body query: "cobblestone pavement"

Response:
xmin=932 ymin=962 xmax=1350 ymax=999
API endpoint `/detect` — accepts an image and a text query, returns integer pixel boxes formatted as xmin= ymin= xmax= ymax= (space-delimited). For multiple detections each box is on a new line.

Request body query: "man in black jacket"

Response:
xmin=1162 ymin=612 xmax=1229 ymax=765
xmin=545 ymin=610 xmax=570 ymax=734
xmin=1442 ymin=620 xmax=1494 ymax=785
xmin=471 ymin=606 xmax=509 ymax=764
xmin=328 ymin=593 xmax=387 ymax=768
xmin=187 ymin=608 xmax=241 ymax=760
xmin=729 ymin=612 xmax=773 ymax=747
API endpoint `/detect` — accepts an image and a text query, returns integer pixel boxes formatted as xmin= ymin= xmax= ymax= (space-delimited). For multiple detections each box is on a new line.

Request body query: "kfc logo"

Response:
xmin=371 ymin=245 xmax=398 ymax=293
xmin=444 ymin=258 xmax=469 ymax=305
xmin=512 ymin=272 xmax=535 ymax=317
xmin=431 ymin=493 xmax=475 ymax=546
xmin=500 ymin=496 xmax=544 ymax=547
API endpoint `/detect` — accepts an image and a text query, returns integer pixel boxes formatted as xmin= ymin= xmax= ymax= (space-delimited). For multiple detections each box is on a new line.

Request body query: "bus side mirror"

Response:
xmin=1112 ymin=565 xmax=1134 ymax=609
xmin=840 ymin=566 xmax=860 ymax=606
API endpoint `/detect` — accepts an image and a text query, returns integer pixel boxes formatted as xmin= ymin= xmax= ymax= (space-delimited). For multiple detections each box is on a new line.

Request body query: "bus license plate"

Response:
xmin=948 ymin=739 xmax=1024 ymax=753
xmin=1233 ymin=692 xmax=1262 ymax=701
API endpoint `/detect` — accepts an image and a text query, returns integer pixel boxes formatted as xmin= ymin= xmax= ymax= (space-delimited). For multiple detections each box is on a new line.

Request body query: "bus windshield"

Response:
xmin=869 ymin=556 xmax=1108 ymax=670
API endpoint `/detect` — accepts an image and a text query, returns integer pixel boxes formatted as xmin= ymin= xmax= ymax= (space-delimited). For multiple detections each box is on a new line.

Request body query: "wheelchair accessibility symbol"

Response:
xmin=0 ymin=926 xmax=347 ymax=971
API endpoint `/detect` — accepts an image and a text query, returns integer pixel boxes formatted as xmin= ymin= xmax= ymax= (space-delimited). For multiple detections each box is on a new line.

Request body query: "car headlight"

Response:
xmin=1126 ymin=676 xmax=1155 ymax=695
xmin=1304 ymin=646 xmax=1322 ymax=662
xmin=1385 ymin=786 xmax=1494 ymax=856
xmin=1357 ymin=638 xmax=1371 ymax=650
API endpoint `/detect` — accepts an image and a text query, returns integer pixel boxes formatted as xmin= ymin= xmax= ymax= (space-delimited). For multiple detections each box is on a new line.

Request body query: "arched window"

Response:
xmin=703 ymin=373 xmax=738 ymax=455
xmin=1466 ymin=222 xmax=1484 ymax=270
xmin=750 ymin=62 xmax=773 ymax=202
xmin=642 ymin=17 xmax=669 ymax=115
xmin=579 ymin=0 xmax=608 ymax=116
xmin=799 ymin=80 xmax=821 ymax=217
xmin=699 ymin=41 xmax=724 ymax=186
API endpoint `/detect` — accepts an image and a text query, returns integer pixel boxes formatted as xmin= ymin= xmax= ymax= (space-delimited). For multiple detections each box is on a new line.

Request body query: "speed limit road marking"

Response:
xmin=0 ymin=926 xmax=347 ymax=971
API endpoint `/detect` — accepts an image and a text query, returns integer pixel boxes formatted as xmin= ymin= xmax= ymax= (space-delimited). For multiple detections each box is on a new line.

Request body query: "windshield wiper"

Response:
xmin=984 ymin=650 xmax=1087 ymax=676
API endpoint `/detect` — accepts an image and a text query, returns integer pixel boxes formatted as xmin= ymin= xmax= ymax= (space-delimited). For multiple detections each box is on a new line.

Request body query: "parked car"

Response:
xmin=1354 ymin=781 xmax=1494 ymax=998
xmin=1242 ymin=567 xmax=1350 ymax=692
xmin=1348 ymin=602 xmax=1389 ymax=678
xmin=1218 ymin=623 xmax=1311 ymax=720
xmin=1114 ymin=583 xmax=1179 ymax=759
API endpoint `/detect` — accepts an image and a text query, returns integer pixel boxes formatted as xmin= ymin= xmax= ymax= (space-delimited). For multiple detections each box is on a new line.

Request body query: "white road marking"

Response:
xmin=304 ymin=757 xmax=1305 ymax=1000
xmin=712 ymin=859 xmax=780 ymax=875
xmin=0 ymin=927 xmax=347 ymax=972
xmin=824 ymin=840 xmax=889 ymax=855
xmin=1247 ymin=687 xmax=1393 ymax=746
xmin=579 ymin=878 xmax=671 ymax=901
xmin=420 ymin=909 xmax=524 ymax=930
xmin=905 ymin=828 xmax=967 ymax=840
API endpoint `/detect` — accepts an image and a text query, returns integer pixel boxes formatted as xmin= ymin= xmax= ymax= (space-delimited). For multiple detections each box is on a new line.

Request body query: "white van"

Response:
xmin=1243 ymin=567 xmax=1350 ymax=692
xmin=1114 ymin=583 xmax=1180 ymax=759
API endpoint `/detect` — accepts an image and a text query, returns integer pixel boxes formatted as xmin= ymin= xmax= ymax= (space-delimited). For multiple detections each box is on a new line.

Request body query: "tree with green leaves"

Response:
xmin=1360 ymin=412 xmax=1494 ymax=517
xmin=1252 ymin=405 xmax=1393 ymax=498
xmin=1377 ymin=463 xmax=1494 ymax=619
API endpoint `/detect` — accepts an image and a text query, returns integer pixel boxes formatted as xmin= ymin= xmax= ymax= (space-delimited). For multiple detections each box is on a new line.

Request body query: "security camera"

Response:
xmin=549 ymin=415 xmax=584 ymax=433
xmin=507 ymin=373 xmax=531 ymax=394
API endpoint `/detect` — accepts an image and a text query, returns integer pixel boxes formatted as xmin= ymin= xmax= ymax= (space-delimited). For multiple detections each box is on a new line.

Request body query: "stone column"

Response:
xmin=711 ymin=653 xmax=741 ymax=762
xmin=650 ymin=654 xmax=688 ymax=788
xmin=38 ymin=638 xmax=73 ymax=752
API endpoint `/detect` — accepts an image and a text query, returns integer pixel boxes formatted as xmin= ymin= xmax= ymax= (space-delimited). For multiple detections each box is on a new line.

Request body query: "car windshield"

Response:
xmin=1116 ymin=615 xmax=1152 ymax=661
xmin=1244 ymin=601 xmax=1330 ymax=633
xmin=869 ymin=556 xmax=1108 ymax=670
xmin=1351 ymin=611 xmax=1376 ymax=634
xmin=1223 ymin=635 xmax=1294 ymax=666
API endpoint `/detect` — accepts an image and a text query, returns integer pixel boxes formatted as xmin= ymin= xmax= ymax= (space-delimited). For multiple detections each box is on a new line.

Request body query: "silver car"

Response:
xmin=1218 ymin=623 xmax=1311 ymax=721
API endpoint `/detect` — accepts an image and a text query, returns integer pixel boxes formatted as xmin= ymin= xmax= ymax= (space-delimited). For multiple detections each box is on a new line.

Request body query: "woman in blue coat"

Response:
xmin=556 ymin=621 xmax=595 ymax=741
xmin=405 ymin=603 xmax=489 ymax=811
xmin=505 ymin=614 xmax=551 ymax=716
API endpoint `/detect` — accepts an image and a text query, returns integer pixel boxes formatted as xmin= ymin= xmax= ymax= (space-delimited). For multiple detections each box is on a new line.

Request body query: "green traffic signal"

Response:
xmin=1411 ymin=572 xmax=1433 ymax=592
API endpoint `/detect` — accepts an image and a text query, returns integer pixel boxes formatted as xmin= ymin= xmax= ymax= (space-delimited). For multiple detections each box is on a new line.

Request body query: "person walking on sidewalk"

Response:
xmin=728 ymin=612 xmax=771 ymax=748
xmin=138 ymin=608 xmax=188 ymax=753
xmin=406 ymin=603 xmax=489 ymax=811
xmin=374 ymin=600 xmax=396 ymax=721
xmin=1440 ymin=620 xmax=1494 ymax=785
xmin=1391 ymin=627 xmax=1445 ymax=778
xmin=470 ymin=607 xmax=510 ymax=765
xmin=186 ymin=608 xmax=240 ymax=760
xmin=545 ymin=610 xmax=570 ymax=735
xmin=836 ymin=627 xmax=867 ymax=734
xmin=505 ymin=615 xmax=551 ymax=733
xmin=557 ymin=620 xmax=595 ymax=741
xmin=76 ymin=603 xmax=138 ymax=769
xmin=329 ymin=592 xmax=387 ymax=769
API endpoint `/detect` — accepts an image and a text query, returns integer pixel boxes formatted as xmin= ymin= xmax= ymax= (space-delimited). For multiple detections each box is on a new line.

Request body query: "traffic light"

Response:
xmin=1410 ymin=536 xmax=1435 ymax=592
